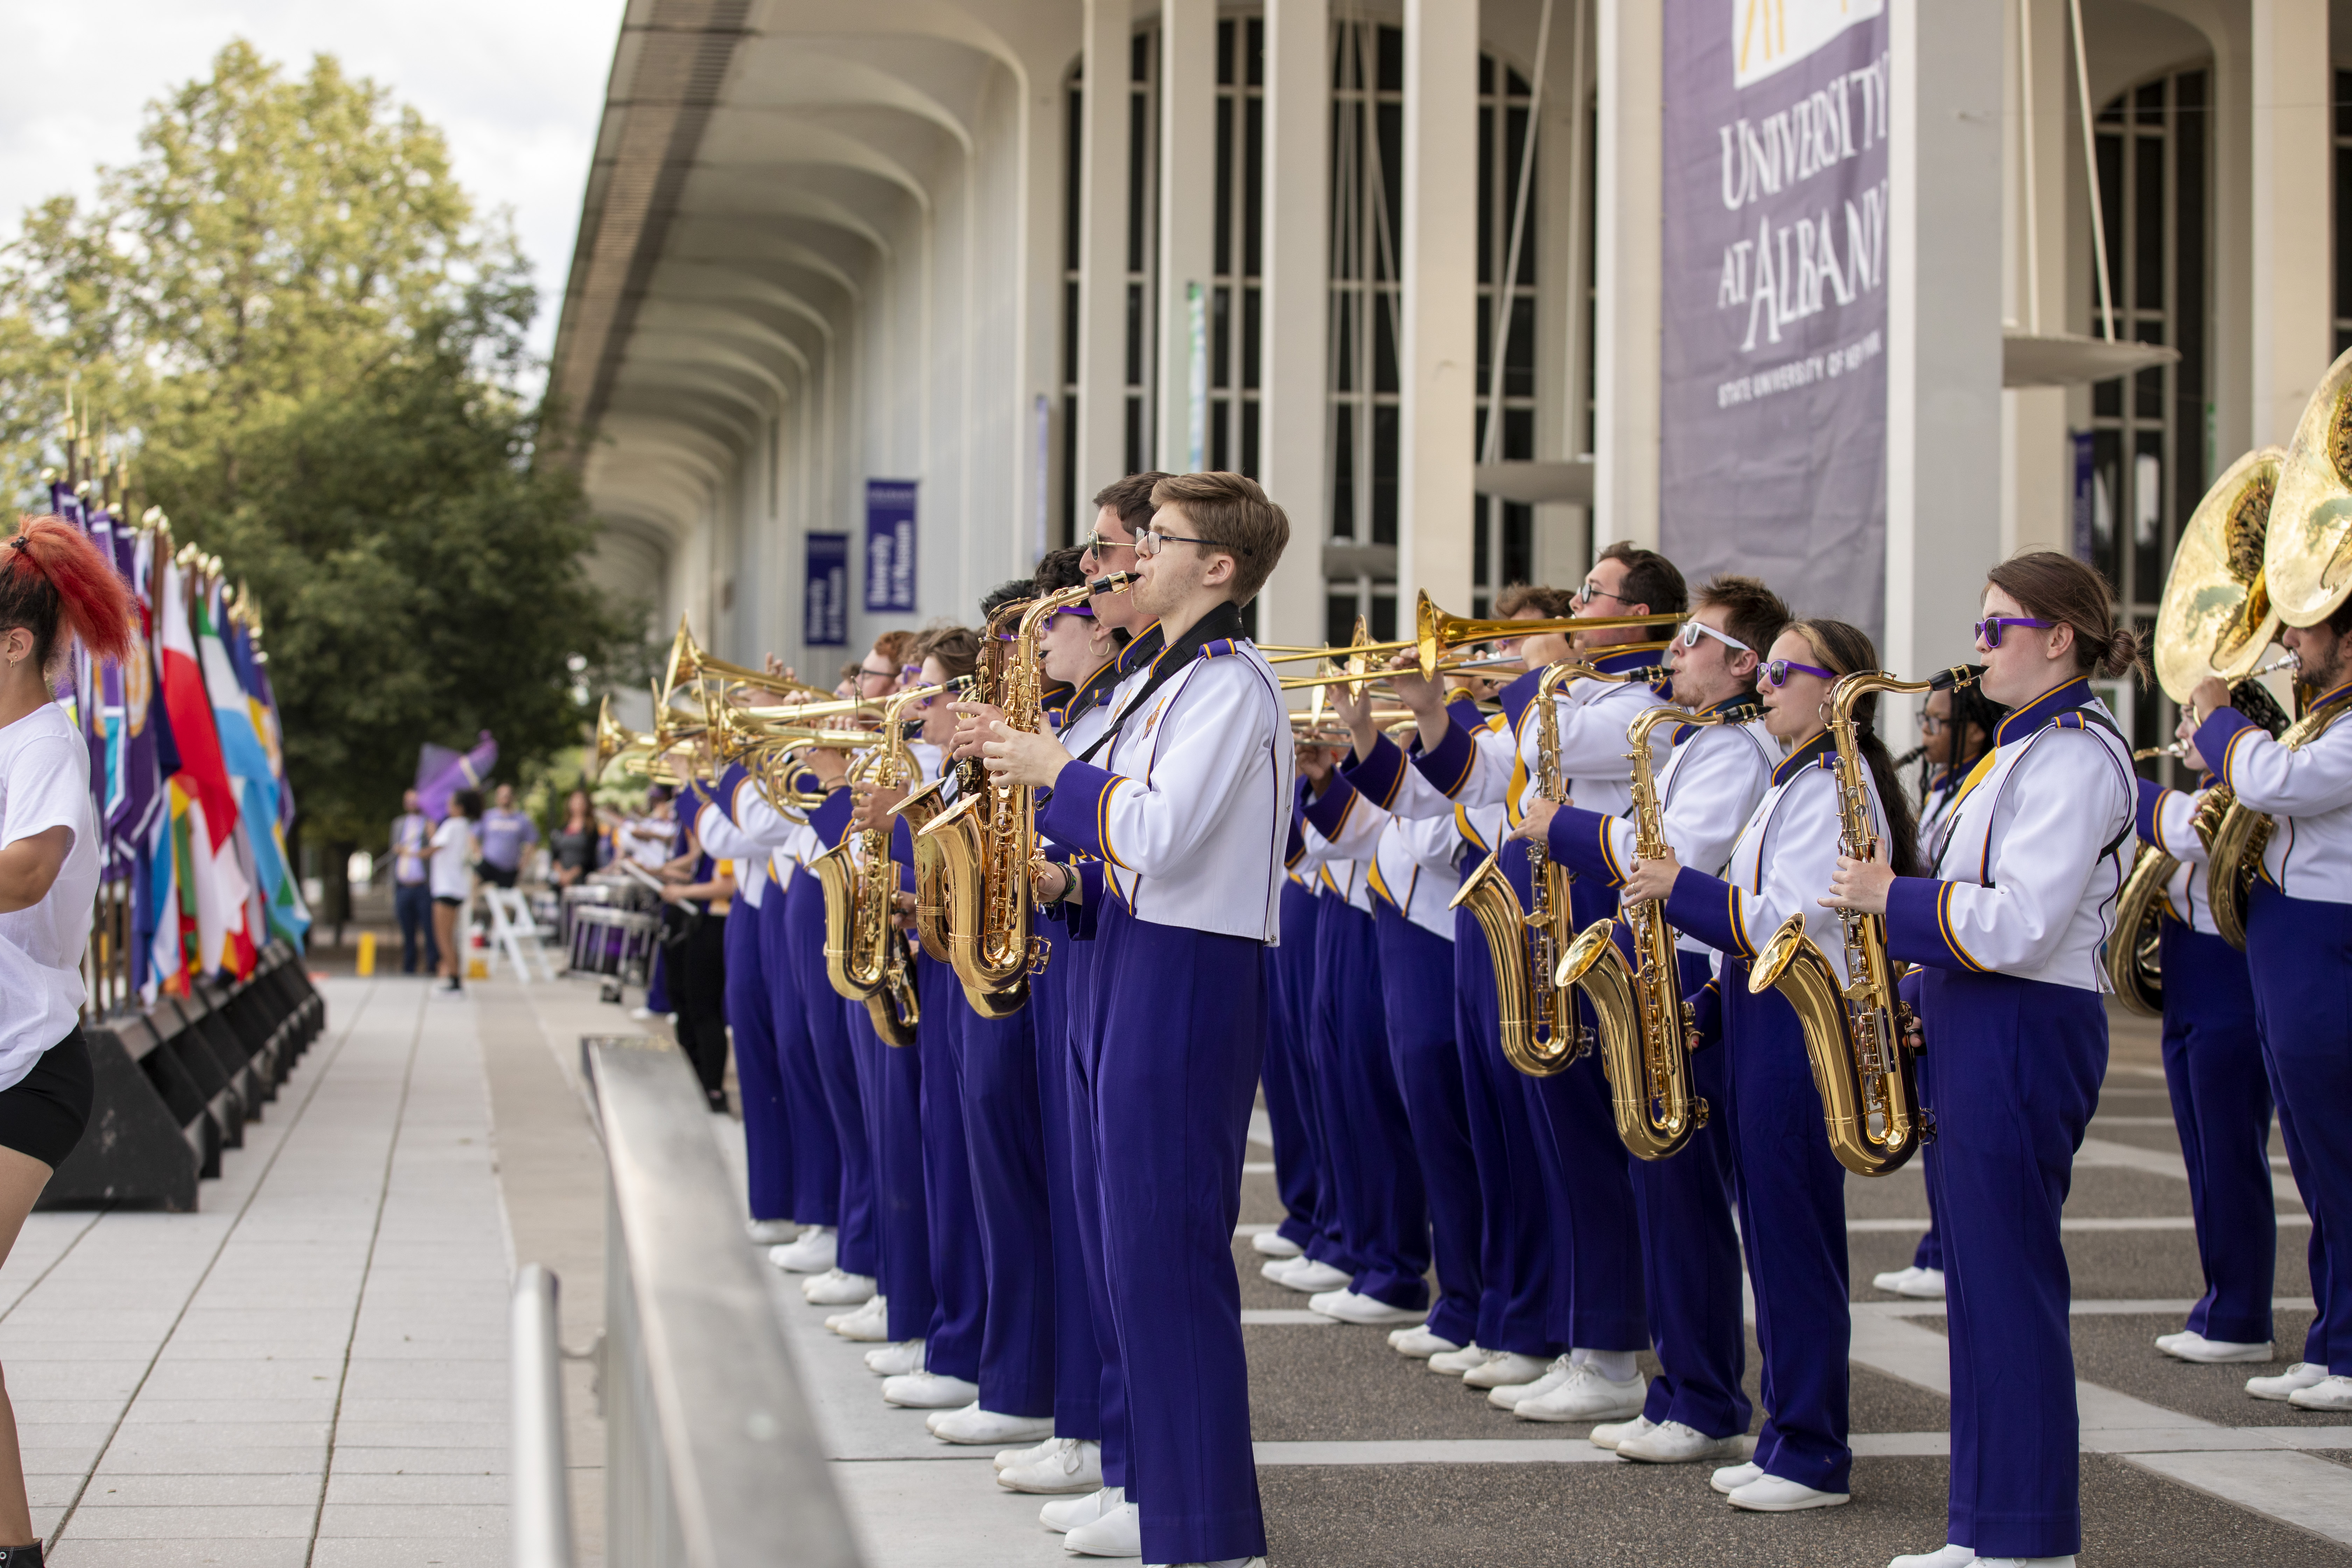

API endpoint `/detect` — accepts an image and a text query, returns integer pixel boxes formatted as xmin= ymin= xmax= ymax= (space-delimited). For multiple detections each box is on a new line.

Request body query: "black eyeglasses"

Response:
xmin=1137 ymin=528 xmax=1251 ymax=559
xmin=1574 ymin=580 xmax=1630 ymax=608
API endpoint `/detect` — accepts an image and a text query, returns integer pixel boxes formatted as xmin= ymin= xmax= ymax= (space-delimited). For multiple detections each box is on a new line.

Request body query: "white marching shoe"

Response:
xmin=1307 ymin=1289 xmax=1425 ymax=1326
xmin=1388 ymin=1325 xmax=1461 ymax=1359
xmin=1869 ymin=1265 xmax=1946 ymax=1300
xmin=2248 ymin=1362 xmax=2329 ymax=1401
xmin=1726 ymin=1472 xmax=1850 ymax=1512
xmin=881 ymin=1370 xmax=980 ymax=1409
xmin=1887 ymin=1547 xmax=1977 ymax=1568
xmin=929 ymin=1403 xmax=1055 ymax=1446
xmin=1614 ymin=1420 xmax=1747 ymax=1465
xmin=1062 ymin=1500 xmax=1143 ymax=1558
xmin=1589 ymin=1415 xmax=1654 ymax=1451
xmin=1041 ymin=1485 xmax=1125 ymax=1534
xmin=1249 ymin=1231 xmax=1303 ymax=1259
xmin=997 ymin=1434 xmax=1060 ymax=1470
xmin=2157 ymin=1329 xmax=2273 ymax=1364
xmin=999 ymin=1437 xmax=1103 ymax=1494
xmin=1263 ymin=1256 xmax=1349 ymax=1293
xmin=746 ymin=1218 xmax=799 ymax=1245
xmin=1710 ymin=1461 xmax=1763 ymax=1495
xmin=1484 ymin=1355 xmax=1571 ymax=1410
xmin=1462 ymin=1351 xmax=1553 ymax=1391
xmin=1426 ymin=1343 xmax=1495 ymax=1378
xmin=2289 ymin=1373 xmax=2352 ymax=1410
xmin=1515 ymin=1361 xmax=1647 ymax=1424
xmin=770 ymin=1225 xmax=839 ymax=1274
xmin=830 ymin=1298 xmax=889 ymax=1342
xmin=802 ymin=1267 xmax=876 ymax=1306
xmin=863 ymin=1338 xmax=924 ymax=1376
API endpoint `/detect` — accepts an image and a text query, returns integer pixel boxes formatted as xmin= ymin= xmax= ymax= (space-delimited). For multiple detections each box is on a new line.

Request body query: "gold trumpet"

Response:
xmin=663 ymin=616 xmax=835 ymax=703
xmin=1261 ymin=591 xmax=1688 ymax=676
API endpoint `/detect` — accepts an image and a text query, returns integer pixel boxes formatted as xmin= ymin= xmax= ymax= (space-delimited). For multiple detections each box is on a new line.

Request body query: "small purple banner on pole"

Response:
xmin=2070 ymin=430 xmax=2098 ymax=564
xmin=806 ymin=531 xmax=849 ymax=647
xmin=864 ymin=480 xmax=918 ymax=613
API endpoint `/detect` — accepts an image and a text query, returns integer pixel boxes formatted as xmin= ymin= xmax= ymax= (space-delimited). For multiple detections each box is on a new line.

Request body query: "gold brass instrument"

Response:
xmin=1556 ymin=700 xmax=1759 ymax=1159
xmin=1449 ymin=654 xmax=1673 ymax=1078
xmin=663 ymin=615 xmax=835 ymax=703
xmin=917 ymin=572 xmax=1140 ymax=1016
xmin=1749 ymin=665 xmax=1977 ymax=1178
xmin=1262 ymin=590 xmax=1687 ymax=676
xmin=592 ymin=696 xmax=690 ymax=785
xmin=811 ymin=684 xmax=945 ymax=1045
xmin=2206 ymin=681 xmax=2352 ymax=950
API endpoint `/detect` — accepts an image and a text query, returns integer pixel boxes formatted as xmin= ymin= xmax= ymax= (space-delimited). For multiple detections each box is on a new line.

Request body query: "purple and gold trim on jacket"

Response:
xmin=1884 ymin=875 xmax=1987 ymax=973
xmin=1551 ymin=804 xmax=1628 ymax=887
xmin=1283 ymin=779 xmax=1309 ymax=870
xmin=1771 ymin=731 xmax=1838 ymax=789
xmin=806 ymin=787 xmax=855 ymax=850
xmin=1037 ymin=759 xmax=1127 ymax=868
xmin=1341 ymin=733 xmax=1408 ymax=806
xmin=1302 ymin=771 xmax=1361 ymax=841
xmin=1410 ymin=716 xmax=1480 ymax=798
xmin=1454 ymin=804 xmax=1492 ymax=856
xmin=1661 ymin=866 xmax=1754 ymax=958
xmin=2135 ymin=777 xmax=2174 ymax=850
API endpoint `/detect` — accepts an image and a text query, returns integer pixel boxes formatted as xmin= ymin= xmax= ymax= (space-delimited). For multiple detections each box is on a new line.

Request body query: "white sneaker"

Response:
xmin=826 ymin=1294 xmax=885 ymax=1331
xmin=1872 ymin=1265 xmax=1927 ymax=1293
xmin=1000 ymin=1437 xmax=1104 ymax=1494
xmin=996 ymin=1433 xmax=1060 ymax=1471
xmin=1887 ymin=1547 xmax=1976 ymax=1568
xmin=831 ymin=1299 xmax=890 ymax=1342
xmin=1426 ymin=1343 xmax=1495 ymax=1378
xmin=1250 ymin=1231 xmax=1304 ymax=1258
xmin=746 ymin=1218 xmax=798 ymax=1245
xmin=1589 ymin=1414 xmax=1654 ymax=1451
xmin=1462 ymin=1351 xmax=1553 ymax=1390
xmin=1041 ymin=1485 xmax=1124 ymax=1533
xmin=1264 ymin=1256 xmax=1350 ymax=1293
xmin=1062 ymin=1500 xmax=1142 ymax=1557
xmin=1485 ymin=1355 xmax=1572 ymax=1410
xmin=1710 ymin=1460 xmax=1763 ymax=1495
xmin=2289 ymin=1373 xmax=2352 ymax=1410
xmin=2249 ymin=1362 xmax=2329 ymax=1401
xmin=1897 ymin=1267 xmax=1946 ymax=1300
xmin=1308 ymin=1289 xmax=1426 ymax=1326
xmin=1515 ymin=1361 xmax=1647 ymax=1423
xmin=881 ymin=1370 xmax=980 ymax=1408
xmin=771 ymin=1226 xmax=839 ymax=1274
xmin=930 ymin=1404 xmax=1055 ymax=1446
xmin=802 ymin=1268 xmax=876 ymax=1306
xmin=864 ymin=1338 xmax=924 ymax=1376
xmin=1389 ymin=1326 xmax=1461 ymax=1359
xmin=2161 ymin=1330 xmax=2275 ymax=1364
xmin=1615 ymin=1419 xmax=1747 ymax=1465
xmin=1727 ymin=1472 xmax=1850 ymax=1512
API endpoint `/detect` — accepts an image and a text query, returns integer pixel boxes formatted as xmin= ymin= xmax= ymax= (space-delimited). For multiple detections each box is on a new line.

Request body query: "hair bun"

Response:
xmin=2096 ymin=624 xmax=2142 ymax=680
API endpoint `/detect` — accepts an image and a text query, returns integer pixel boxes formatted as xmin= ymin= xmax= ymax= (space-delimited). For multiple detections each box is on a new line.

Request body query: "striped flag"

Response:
xmin=158 ymin=549 xmax=253 ymax=979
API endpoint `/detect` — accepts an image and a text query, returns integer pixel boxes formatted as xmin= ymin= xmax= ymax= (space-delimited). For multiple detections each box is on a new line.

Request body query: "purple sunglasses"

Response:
xmin=1757 ymin=658 xmax=1834 ymax=690
xmin=1975 ymin=615 xmax=2056 ymax=649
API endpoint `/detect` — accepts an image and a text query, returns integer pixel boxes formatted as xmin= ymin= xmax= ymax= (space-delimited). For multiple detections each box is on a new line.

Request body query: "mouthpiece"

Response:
xmin=1089 ymin=570 xmax=1140 ymax=594
xmin=1929 ymin=664 xmax=1986 ymax=691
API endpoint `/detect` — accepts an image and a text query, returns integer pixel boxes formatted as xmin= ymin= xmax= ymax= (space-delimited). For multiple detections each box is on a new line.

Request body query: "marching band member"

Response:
xmin=1827 ymin=552 xmax=2136 ymax=1568
xmin=1521 ymin=575 xmax=1787 ymax=1464
xmin=686 ymin=771 xmax=794 ymax=1234
xmin=1622 ymin=616 xmax=1916 ymax=1513
xmin=2190 ymin=595 xmax=2352 ymax=1412
xmin=986 ymin=470 xmax=1291 ymax=1568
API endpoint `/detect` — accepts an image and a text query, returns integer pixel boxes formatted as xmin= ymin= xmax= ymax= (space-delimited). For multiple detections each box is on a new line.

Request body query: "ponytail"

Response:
xmin=0 ymin=516 xmax=133 ymax=674
xmin=1986 ymin=551 xmax=2144 ymax=681
xmin=1790 ymin=617 xmax=1926 ymax=880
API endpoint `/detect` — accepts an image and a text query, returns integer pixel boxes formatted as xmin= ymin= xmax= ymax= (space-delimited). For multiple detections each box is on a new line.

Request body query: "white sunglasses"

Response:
xmin=1675 ymin=620 xmax=1752 ymax=655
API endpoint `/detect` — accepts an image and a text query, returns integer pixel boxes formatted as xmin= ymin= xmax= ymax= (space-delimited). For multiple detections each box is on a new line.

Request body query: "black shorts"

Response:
xmin=434 ymin=895 xmax=464 ymax=908
xmin=0 ymin=1031 xmax=94 ymax=1171
xmin=476 ymin=862 xmax=519 ymax=889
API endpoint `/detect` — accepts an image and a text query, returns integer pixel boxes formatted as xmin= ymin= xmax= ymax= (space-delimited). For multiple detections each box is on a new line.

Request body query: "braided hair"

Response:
xmin=1 ymin=516 xmax=132 ymax=677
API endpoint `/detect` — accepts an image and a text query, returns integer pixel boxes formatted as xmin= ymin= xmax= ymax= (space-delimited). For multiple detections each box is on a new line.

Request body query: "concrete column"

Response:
xmin=1256 ymin=0 xmax=1330 ymax=649
xmin=1885 ymin=0 xmax=2004 ymax=692
xmin=1156 ymin=0 xmax=1218 ymax=471
xmin=2250 ymin=0 xmax=2333 ymax=448
xmin=1075 ymin=0 xmax=1132 ymax=492
xmin=2001 ymin=0 xmax=2072 ymax=560
xmin=1398 ymin=0 xmax=1478 ymax=615
xmin=1593 ymin=0 xmax=1662 ymax=554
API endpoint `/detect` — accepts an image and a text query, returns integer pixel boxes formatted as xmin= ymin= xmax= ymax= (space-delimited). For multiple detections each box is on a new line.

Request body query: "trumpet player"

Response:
xmin=1621 ymin=617 xmax=1918 ymax=1513
xmin=2188 ymin=599 xmax=2352 ymax=1413
xmin=1827 ymin=553 xmax=2137 ymax=1568
xmin=1516 ymin=575 xmax=1787 ymax=1466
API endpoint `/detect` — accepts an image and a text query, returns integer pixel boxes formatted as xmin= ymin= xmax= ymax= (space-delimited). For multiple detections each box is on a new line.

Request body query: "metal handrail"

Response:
xmin=509 ymin=1034 xmax=862 ymax=1568
xmin=510 ymin=1265 xmax=576 ymax=1568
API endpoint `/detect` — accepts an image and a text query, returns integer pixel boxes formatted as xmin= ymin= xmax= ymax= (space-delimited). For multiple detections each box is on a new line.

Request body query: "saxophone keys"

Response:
xmin=1027 ymin=937 xmax=1052 ymax=975
xmin=1692 ymin=1097 xmax=1709 ymax=1130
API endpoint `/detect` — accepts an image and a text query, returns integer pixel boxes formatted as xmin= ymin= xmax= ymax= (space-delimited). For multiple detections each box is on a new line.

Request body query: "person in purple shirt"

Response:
xmin=475 ymin=783 xmax=539 ymax=888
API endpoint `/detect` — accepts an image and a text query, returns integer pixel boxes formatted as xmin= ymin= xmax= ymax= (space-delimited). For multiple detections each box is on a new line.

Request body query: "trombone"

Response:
xmin=1259 ymin=590 xmax=1687 ymax=676
xmin=663 ymin=616 xmax=835 ymax=702
xmin=1276 ymin=652 xmax=1526 ymax=693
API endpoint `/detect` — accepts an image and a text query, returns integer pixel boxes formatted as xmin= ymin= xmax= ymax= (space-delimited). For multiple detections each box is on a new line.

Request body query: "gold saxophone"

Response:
xmin=1449 ymin=654 xmax=1671 ymax=1078
xmin=813 ymin=684 xmax=944 ymax=1046
xmin=1748 ymin=666 xmax=1975 ymax=1178
xmin=2206 ymin=683 xmax=2352 ymax=949
xmin=917 ymin=572 xmax=1137 ymax=1016
xmin=1556 ymin=700 xmax=1759 ymax=1159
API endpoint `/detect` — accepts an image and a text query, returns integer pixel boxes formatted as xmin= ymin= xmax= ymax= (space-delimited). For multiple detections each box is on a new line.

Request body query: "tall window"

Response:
xmin=2336 ymin=68 xmax=2352 ymax=356
xmin=2087 ymin=67 xmax=2207 ymax=766
xmin=1211 ymin=18 xmax=1266 ymax=479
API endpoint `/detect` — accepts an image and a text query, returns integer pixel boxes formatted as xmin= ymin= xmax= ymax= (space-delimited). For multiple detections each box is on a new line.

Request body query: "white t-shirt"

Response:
xmin=429 ymin=816 xmax=476 ymax=899
xmin=0 ymin=703 xmax=98 ymax=1091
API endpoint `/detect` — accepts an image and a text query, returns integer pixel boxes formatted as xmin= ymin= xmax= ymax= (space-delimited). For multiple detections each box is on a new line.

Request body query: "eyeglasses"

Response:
xmin=1974 ymin=615 xmax=2057 ymax=649
xmin=1079 ymin=530 xmax=1137 ymax=557
xmin=1574 ymin=580 xmax=1631 ymax=608
xmin=1757 ymin=658 xmax=1835 ymax=690
xmin=1919 ymin=714 xmax=1951 ymax=735
xmin=1136 ymin=528 xmax=1250 ymax=559
xmin=1676 ymin=620 xmax=1751 ymax=655
xmin=856 ymin=664 xmax=896 ymax=682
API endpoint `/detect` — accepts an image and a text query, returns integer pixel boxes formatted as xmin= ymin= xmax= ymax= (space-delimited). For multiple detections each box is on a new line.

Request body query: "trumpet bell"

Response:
xmin=2268 ymin=344 xmax=2352 ymax=628
xmin=2155 ymin=446 xmax=2285 ymax=702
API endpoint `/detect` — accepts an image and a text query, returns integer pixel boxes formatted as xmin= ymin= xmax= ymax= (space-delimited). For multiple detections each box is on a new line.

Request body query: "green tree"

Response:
xmin=0 ymin=40 xmax=641 ymax=917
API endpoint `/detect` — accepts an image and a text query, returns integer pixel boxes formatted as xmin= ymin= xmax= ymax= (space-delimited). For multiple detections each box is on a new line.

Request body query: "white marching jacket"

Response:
xmin=2136 ymin=780 xmax=2220 ymax=937
xmin=2195 ymin=680 xmax=2352 ymax=906
xmin=1297 ymin=771 xmax=1464 ymax=939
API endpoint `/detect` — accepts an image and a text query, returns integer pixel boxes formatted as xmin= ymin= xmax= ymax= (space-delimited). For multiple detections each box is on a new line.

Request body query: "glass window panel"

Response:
xmin=1211 ymin=396 xmax=1231 ymax=472
xmin=1504 ymin=406 xmax=1534 ymax=462
xmin=2132 ymin=433 xmax=2164 ymax=604
xmin=1125 ymin=396 xmax=1145 ymax=479
xmin=1506 ymin=297 xmax=1537 ymax=398
xmin=1327 ymin=594 xmax=1359 ymax=647
xmin=1061 ymin=392 xmax=1077 ymax=547
xmin=1217 ymin=17 xmax=1235 ymax=86
xmin=1333 ymin=289 xmax=1356 ymax=392
xmin=1065 ymin=87 xmax=1084 ymax=272
xmin=1503 ymin=502 xmax=1534 ymax=586
xmin=1479 ymin=103 xmax=1497 ymax=284
xmin=1212 ymin=284 xmax=1232 ymax=389
xmin=2339 ymin=68 xmax=2352 ymax=140
xmin=1373 ymin=404 xmax=1399 ymax=545
xmin=1244 ymin=95 xmax=1265 ymax=278
xmin=1332 ymin=403 xmax=1357 ymax=538
xmin=2133 ymin=133 xmax=2165 ymax=314
xmin=1240 ymin=397 xmax=1260 ymax=479
xmin=2094 ymin=375 xmax=2121 ymax=419
xmin=1064 ymin=279 xmax=1080 ymax=386
xmin=1125 ymin=281 xmax=1146 ymax=387
xmin=1242 ymin=286 xmax=1262 ymax=390
xmin=1127 ymin=90 xmax=1151 ymax=273
xmin=2094 ymin=133 xmax=2123 ymax=321
xmin=1370 ymin=593 xmax=1398 ymax=643
xmin=1131 ymin=29 xmax=1150 ymax=83
xmin=1474 ymin=496 xmax=1492 ymax=587
xmin=1375 ymin=290 xmax=1399 ymax=394
xmin=1377 ymin=24 xmax=1402 ymax=93
xmin=1214 ymin=96 xmax=1234 ymax=278
xmin=1377 ymin=103 xmax=1403 ymax=280
xmin=2135 ymin=79 xmax=2164 ymax=122
xmin=1246 ymin=18 xmax=1264 ymax=88
xmin=2091 ymin=428 xmax=2122 ymax=588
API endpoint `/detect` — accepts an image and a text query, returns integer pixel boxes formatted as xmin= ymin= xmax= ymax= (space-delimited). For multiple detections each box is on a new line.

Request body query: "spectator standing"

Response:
xmin=476 ymin=783 xmax=538 ymax=888
xmin=431 ymin=789 xmax=484 ymax=995
xmin=389 ymin=789 xmax=438 ymax=975
xmin=550 ymin=789 xmax=604 ymax=888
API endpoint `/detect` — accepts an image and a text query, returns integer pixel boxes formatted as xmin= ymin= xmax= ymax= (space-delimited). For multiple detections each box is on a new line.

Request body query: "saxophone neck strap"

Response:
xmin=1071 ymin=601 xmax=1248 ymax=767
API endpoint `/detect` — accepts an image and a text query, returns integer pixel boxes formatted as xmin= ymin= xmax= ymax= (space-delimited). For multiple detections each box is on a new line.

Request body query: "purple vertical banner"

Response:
xmin=805 ymin=531 xmax=849 ymax=647
xmin=2070 ymin=430 xmax=2098 ymax=562
xmin=864 ymin=480 xmax=918 ymax=613
xmin=1660 ymin=0 xmax=1890 ymax=637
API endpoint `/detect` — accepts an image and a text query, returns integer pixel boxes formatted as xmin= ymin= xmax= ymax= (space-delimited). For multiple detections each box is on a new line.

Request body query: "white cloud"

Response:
xmin=0 ymin=0 xmax=626 ymax=380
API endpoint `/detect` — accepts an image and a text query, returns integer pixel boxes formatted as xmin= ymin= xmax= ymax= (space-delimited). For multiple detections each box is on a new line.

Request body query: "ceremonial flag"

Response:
xmin=157 ymin=550 xmax=253 ymax=978
xmin=220 ymin=604 xmax=309 ymax=946
xmin=416 ymin=732 xmax=497 ymax=820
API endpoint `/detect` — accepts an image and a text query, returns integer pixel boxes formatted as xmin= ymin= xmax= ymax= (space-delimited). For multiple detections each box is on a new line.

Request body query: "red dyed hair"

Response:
xmin=1 ymin=515 xmax=135 ymax=671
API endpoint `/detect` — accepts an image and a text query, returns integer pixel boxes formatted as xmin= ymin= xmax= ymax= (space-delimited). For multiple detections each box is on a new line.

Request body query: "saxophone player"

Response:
xmin=1619 ymin=617 xmax=1919 ymax=1514
xmin=1513 ymin=576 xmax=1786 ymax=1465
xmin=2187 ymin=597 xmax=2352 ymax=1412
xmin=1826 ymin=553 xmax=2137 ymax=1568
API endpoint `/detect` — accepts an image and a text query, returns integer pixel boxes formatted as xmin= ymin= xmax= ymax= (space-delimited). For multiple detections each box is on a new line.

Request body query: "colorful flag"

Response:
xmin=158 ymin=549 xmax=253 ymax=979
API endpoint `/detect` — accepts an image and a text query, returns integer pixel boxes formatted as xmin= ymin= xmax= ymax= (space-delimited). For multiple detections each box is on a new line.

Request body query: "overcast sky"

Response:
xmin=0 ymin=0 xmax=629 ymax=376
